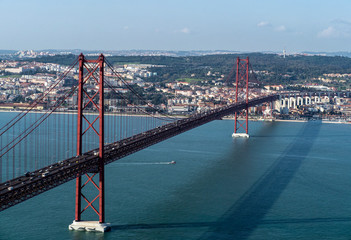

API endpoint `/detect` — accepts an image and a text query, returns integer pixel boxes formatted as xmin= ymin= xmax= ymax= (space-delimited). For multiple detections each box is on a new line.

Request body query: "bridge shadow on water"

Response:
xmin=199 ymin=120 xmax=322 ymax=239
xmin=111 ymin=215 xmax=351 ymax=229
xmin=110 ymin=121 xmax=325 ymax=239
xmin=111 ymin=216 xmax=351 ymax=231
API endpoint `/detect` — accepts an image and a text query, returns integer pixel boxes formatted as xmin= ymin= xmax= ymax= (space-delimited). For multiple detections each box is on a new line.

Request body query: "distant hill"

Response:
xmin=0 ymin=50 xmax=17 ymax=55
xmin=21 ymin=52 xmax=351 ymax=86
xmin=303 ymin=51 xmax=351 ymax=58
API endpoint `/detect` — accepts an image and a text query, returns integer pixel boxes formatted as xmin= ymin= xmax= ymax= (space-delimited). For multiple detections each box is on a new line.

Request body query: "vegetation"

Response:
xmin=105 ymin=84 xmax=168 ymax=105
xmin=0 ymin=74 xmax=23 ymax=78
xmin=12 ymin=95 xmax=25 ymax=103
xmin=27 ymin=54 xmax=78 ymax=65
xmin=176 ymin=78 xmax=206 ymax=84
xmin=26 ymin=53 xmax=351 ymax=86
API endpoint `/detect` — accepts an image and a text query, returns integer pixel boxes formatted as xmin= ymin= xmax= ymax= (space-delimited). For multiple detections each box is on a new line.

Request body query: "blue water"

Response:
xmin=1 ymin=120 xmax=351 ymax=239
xmin=0 ymin=112 xmax=166 ymax=182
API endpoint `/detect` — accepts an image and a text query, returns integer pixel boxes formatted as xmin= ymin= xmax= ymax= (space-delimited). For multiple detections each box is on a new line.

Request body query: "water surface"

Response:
xmin=1 ymin=120 xmax=351 ymax=239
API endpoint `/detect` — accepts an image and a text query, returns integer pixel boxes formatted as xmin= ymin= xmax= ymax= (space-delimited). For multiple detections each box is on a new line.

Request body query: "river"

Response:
xmin=1 ymin=119 xmax=351 ymax=239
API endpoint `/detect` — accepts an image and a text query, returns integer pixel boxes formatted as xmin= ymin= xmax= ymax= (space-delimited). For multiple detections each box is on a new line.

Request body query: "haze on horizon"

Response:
xmin=1 ymin=0 xmax=351 ymax=53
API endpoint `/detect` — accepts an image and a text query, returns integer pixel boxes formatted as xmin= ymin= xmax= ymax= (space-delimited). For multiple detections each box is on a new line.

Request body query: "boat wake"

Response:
xmin=116 ymin=161 xmax=176 ymax=165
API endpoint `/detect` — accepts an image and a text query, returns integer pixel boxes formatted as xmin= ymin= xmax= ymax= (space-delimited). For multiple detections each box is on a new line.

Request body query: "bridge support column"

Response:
xmin=297 ymin=96 xmax=303 ymax=106
xmin=263 ymin=101 xmax=274 ymax=121
xmin=69 ymin=54 xmax=110 ymax=233
xmin=232 ymin=57 xmax=249 ymax=138
xmin=290 ymin=97 xmax=296 ymax=109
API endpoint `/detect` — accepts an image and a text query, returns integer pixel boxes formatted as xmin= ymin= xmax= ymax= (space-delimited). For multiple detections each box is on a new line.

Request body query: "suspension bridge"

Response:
xmin=0 ymin=54 xmax=278 ymax=232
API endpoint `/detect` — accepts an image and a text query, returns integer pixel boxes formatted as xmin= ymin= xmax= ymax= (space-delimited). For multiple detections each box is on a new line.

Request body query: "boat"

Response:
xmin=169 ymin=161 xmax=176 ymax=164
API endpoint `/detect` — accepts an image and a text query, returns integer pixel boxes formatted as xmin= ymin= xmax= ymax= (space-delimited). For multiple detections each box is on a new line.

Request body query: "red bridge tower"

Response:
xmin=69 ymin=54 xmax=110 ymax=232
xmin=232 ymin=57 xmax=250 ymax=138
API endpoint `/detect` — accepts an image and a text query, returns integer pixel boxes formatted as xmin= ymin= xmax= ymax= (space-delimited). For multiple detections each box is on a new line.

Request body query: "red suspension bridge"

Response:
xmin=0 ymin=54 xmax=278 ymax=232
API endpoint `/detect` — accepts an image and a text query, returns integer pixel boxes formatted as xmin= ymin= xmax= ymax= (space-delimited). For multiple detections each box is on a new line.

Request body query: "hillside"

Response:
xmin=24 ymin=53 xmax=351 ymax=86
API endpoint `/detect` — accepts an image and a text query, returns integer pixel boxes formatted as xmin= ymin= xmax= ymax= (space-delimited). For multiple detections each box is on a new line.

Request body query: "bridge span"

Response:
xmin=0 ymin=94 xmax=278 ymax=211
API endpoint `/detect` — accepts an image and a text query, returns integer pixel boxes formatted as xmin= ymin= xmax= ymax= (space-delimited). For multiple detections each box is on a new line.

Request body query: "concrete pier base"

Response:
xmin=69 ymin=221 xmax=111 ymax=232
xmin=232 ymin=133 xmax=250 ymax=138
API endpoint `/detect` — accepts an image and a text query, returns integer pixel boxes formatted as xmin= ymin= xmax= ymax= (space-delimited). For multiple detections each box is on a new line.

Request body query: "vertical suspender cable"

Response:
xmin=0 ymin=132 xmax=2 ymax=183
xmin=12 ymin=125 xmax=15 ymax=179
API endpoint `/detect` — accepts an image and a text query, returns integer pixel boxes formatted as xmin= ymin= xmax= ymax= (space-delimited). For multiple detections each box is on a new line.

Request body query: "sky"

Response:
xmin=1 ymin=0 xmax=351 ymax=53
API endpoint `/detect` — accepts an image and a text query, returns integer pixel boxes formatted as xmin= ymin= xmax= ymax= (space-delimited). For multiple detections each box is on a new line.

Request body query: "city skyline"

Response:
xmin=1 ymin=0 xmax=351 ymax=53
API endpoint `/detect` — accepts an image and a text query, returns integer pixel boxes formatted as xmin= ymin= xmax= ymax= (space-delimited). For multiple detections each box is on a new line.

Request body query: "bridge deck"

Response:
xmin=0 ymin=94 xmax=279 ymax=211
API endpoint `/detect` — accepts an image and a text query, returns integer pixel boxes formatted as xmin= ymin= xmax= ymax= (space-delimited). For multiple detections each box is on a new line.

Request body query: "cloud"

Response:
xmin=174 ymin=27 xmax=191 ymax=34
xmin=318 ymin=26 xmax=337 ymax=38
xmin=318 ymin=19 xmax=351 ymax=38
xmin=180 ymin=27 xmax=191 ymax=34
xmin=257 ymin=21 xmax=270 ymax=27
xmin=275 ymin=25 xmax=286 ymax=32
xmin=123 ymin=26 xmax=129 ymax=30
xmin=257 ymin=21 xmax=287 ymax=33
xmin=331 ymin=19 xmax=351 ymax=27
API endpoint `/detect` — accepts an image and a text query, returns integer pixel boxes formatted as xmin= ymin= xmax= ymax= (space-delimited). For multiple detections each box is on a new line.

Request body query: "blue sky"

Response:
xmin=1 ymin=0 xmax=351 ymax=52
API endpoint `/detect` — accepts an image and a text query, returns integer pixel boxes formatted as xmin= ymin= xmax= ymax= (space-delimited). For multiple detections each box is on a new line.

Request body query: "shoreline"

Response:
xmin=0 ymin=109 xmax=187 ymax=119
xmin=222 ymin=117 xmax=351 ymax=124
xmin=1 ymin=109 xmax=350 ymax=124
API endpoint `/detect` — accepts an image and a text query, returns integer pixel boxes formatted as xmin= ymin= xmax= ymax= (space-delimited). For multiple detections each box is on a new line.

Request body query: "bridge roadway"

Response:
xmin=0 ymin=94 xmax=279 ymax=211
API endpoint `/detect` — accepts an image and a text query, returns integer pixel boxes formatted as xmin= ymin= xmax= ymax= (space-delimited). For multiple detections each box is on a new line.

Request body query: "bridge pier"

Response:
xmin=69 ymin=221 xmax=111 ymax=232
xmin=232 ymin=132 xmax=250 ymax=138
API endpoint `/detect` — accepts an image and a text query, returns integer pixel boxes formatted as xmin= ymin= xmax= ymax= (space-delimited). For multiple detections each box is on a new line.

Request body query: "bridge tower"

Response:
xmin=69 ymin=54 xmax=110 ymax=232
xmin=232 ymin=57 xmax=250 ymax=138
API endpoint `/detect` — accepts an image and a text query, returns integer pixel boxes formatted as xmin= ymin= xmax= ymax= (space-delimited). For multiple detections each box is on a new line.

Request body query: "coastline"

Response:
xmin=222 ymin=116 xmax=351 ymax=124
xmin=1 ymin=109 xmax=350 ymax=124
xmin=0 ymin=109 xmax=186 ymax=119
xmin=222 ymin=117 xmax=307 ymax=123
